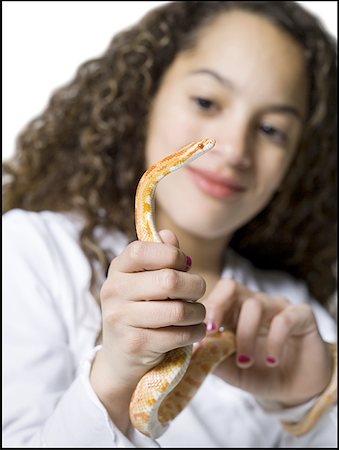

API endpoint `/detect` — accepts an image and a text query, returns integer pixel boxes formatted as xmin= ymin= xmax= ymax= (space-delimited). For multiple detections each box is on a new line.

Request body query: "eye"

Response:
xmin=259 ymin=123 xmax=288 ymax=144
xmin=192 ymin=97 xmax=218 ymax=112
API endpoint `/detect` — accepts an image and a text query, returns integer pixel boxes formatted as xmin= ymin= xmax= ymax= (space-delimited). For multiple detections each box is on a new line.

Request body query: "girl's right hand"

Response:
xmin=90 ymin=229 xmax=206 ymax=396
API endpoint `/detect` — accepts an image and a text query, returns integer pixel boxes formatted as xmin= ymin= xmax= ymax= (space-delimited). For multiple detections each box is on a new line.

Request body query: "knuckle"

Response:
xmin=285 ymin=303 xmax=313 ymax=321
xmin=169 ymin=302 xmax=186 ymax=323
xmin=104 ymin=308 xmax=122 ymax=327
xmin=100 ymin=275 xmax=124 ymax=301
xmin=245 ymin=296 xmax=262 ymax=308
xmin=159 ymin=268 xmax=179 ymax=293
xmin=128 ymin=240 xmax=144 ymax=263
xmin=297 ymin=303 xmax=314 ymax=319
xmin=177 ymin=328 xmax=192 ymax=346
xmin=100 ymin=282 xmax=109 ymax=302
xmin=299 ymin=303 xmax=312 ymax=314
xmin=274 ymin=311 xmax=292 ymax=329
xmin=100 ymin=280 xmax=114 ymax=302
xmin=273 ymin=296 xmax=290 ymax=308
xmin=123 ymin=329 xmax=147 ymax=355
xmin=106 ymin=257 xmax=117 ymax=276
xmin=165 ymin=244 xmax=182 ymax=267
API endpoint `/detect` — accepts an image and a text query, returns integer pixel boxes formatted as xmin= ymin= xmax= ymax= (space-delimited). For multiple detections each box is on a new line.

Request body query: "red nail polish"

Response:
xmin=185 ymin=255 xmax=192 ymax=270
xmin=266 ymin=356 xmax=277 ymax=365
xmin=206 ymin=322 xmax=217 ymax=332
xmin=238 ymin=354 xmax=251 ymax=364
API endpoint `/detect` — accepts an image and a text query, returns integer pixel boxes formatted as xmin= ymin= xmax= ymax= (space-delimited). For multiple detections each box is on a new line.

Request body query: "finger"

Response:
xmin=108 ymin=239 xmax=188 ymax=273
xmin=159 ymin=229 xmax=193 ymax=271
xmin=236 ymin=297 xmax=263 ymax=368
xmin=266 ymin=304 xmax=317 ymax=367
xmin=203 ymin=278 xmax=266 ymax=330
xmin=147 ymin=323 xmax=207 ymax=353
xmin=202 ymin=278 xmax=237 ymax=330
xmin=102 ymin=269 xmax=206 ymax=303
xmin=127 ymin=300 xmax=206 ymax=328
xmin=236 ymin=288 xmax=289 ymax=325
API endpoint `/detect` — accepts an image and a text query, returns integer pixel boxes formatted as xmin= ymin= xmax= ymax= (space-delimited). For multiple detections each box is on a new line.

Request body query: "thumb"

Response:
xmin=158 ymin=229 xmax=180 ymax=248
xmin=158 ymin=229 xmax=192 ymax=272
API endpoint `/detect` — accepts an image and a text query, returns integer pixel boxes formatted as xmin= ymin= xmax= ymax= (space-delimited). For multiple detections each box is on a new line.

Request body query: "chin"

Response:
xmin=174 ymin=211 xmax=234 ymax=240
xmin=156 ymin=186 xmax=245 ymax=239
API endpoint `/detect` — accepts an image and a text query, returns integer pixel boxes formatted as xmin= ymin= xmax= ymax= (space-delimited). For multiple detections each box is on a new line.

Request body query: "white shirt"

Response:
xmin=3 ymin=209 xmax=337 ymax=448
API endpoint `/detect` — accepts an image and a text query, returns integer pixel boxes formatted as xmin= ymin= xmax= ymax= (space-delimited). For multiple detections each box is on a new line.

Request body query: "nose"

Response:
xmin=213 ymin=121 xmax=252 ymax=170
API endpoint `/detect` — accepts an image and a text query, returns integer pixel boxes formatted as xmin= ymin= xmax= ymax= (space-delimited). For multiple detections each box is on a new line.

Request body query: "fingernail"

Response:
xmin=266 ymin=356 xmax=277 ymax=365
xmin=205 ymin=321 xmax=217 ymax=332
xmin=185 ymin=255 xmax=192 ymax=270
xmin=237 ymin=354 xmax=251 ymax=364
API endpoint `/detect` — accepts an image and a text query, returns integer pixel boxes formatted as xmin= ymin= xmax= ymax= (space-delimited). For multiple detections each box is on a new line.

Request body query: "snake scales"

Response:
xmin=129 ymin=138 xmax=237 ymax=439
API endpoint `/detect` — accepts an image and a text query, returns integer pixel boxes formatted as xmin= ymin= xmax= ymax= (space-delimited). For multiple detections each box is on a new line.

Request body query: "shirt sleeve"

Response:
xmin=256 ymin=398 xmax=337 ymax=447
xmin=2 ymin=210 xmax=159 ymax=448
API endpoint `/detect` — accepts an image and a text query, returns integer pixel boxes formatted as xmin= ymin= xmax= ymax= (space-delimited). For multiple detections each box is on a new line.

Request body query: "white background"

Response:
xmin=2 ymin=1 xmax=337 ymax=161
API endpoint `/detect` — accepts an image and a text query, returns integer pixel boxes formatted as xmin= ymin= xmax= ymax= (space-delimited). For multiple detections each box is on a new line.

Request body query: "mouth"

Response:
xmin=187 ymin=166 xmax=247 ymax=199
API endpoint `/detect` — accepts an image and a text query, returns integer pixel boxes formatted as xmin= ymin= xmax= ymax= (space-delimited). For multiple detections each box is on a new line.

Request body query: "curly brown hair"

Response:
xmin=3 ymin=1 xmax=337 ymax=313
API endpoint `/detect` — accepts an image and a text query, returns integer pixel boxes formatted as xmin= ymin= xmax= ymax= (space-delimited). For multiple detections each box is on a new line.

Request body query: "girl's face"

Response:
xmin=145 ymin=10 xmax=308 ymax=240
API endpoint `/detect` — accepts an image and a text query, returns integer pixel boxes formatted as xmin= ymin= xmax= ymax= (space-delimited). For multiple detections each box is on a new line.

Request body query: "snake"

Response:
xmin=128 ymin=137 xmax=337 ymax=439
xmin=129 ymin=138 xmax=237 ymax=439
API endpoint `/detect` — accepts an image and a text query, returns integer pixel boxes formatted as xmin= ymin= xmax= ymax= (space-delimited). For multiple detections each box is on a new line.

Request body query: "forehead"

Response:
xmin=173 ymin=10 xmax=308 ymax=110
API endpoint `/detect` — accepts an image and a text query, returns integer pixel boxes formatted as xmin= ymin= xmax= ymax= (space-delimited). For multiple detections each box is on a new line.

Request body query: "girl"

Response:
xmin=3 ymin=1 xmax=337 ymax=447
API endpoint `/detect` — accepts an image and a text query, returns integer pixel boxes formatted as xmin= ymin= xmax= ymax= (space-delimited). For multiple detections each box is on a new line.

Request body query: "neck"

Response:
xmin=155 ymin=206 xmax=230 ymax=277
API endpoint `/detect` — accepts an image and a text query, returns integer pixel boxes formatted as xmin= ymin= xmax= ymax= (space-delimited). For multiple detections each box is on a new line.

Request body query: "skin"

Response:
xmin=90 ymin=11 xmax=332 ymax=434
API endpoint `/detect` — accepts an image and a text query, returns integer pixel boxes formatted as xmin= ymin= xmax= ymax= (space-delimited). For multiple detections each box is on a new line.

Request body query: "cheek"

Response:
xmin=155 ymin=170 xmax=198 ymax=220
xmin=147 ymin=117 xmax=199 ymax=166
xmin=255 ymin=150 xmax=293 ymax=197
xmin=146 ymin=94 xmax=202 ymax=167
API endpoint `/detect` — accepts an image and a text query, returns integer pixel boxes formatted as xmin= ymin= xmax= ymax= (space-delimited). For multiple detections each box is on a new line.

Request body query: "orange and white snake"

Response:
xmin=128 ymin=138 xmax=337 ymax=439
xmin=129 ymin=137 xmax=337 ymax=439
xmin=129 ymin=138 xmax=236 ymax=439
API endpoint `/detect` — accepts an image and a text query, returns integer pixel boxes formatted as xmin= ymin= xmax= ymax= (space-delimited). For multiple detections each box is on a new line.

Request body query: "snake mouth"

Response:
xmin=187 ymin=166 xmax=247 ymax=199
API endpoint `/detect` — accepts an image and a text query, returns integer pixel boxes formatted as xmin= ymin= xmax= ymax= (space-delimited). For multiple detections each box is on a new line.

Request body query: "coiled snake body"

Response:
xmin=129 ymin=138 xmax=236 ymax=439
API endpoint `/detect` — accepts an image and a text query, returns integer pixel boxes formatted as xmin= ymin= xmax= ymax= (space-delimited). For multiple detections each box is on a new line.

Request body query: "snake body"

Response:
xmin=129 ymin=138 xmax=237 ymax=439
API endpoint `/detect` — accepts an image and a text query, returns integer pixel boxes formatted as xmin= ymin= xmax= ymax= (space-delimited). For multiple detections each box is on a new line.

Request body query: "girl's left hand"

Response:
xmin=202 ymin=278 xmax=333 ymax=407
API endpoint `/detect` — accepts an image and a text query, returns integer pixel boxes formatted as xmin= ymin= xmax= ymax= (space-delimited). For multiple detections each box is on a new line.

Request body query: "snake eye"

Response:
xmin=198 ymin=143 xmax=204 ymax=149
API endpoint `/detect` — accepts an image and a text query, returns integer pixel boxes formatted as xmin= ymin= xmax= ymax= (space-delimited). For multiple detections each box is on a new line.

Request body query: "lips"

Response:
xmin=187 ymin=166 xmax=246 ymax=199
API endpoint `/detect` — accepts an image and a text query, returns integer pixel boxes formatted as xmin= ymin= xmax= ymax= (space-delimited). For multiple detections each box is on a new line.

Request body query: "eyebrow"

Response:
xmin=189 ymin=68 xmax=303 ymax=122
xmin=189 ymin=68 xmax=236 ymax=91
xmin=263 ymin=105 xmax=303 ymax=122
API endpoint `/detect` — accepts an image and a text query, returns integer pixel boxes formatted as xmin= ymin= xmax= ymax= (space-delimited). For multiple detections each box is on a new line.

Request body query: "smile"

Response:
xmin=187 ymin=166 xmax=246 ymax=199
